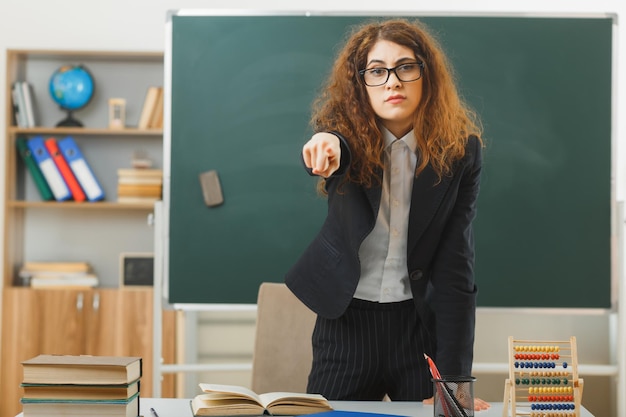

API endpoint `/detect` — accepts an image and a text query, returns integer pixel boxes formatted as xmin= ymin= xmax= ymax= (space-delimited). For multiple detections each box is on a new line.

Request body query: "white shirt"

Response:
xmin=354 ymin=127 xmax=418 ymax=303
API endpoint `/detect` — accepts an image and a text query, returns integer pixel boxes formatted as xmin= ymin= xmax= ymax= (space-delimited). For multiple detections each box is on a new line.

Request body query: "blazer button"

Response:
xmin=410 ymin=270 xmax=424 ymax=280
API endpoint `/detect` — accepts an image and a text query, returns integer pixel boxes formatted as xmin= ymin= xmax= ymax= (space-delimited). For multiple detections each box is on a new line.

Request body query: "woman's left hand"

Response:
xmin=423 ymin=396 xmax=490 ymax=411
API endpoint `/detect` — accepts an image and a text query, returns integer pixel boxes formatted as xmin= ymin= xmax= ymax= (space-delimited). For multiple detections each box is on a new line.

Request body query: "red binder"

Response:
xmin=44 ymin=137 xmax=86 ymax=202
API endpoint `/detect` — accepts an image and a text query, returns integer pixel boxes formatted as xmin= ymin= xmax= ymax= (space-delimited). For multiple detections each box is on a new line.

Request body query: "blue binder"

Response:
xmin=57 ymin=136 xmax=104 ymax=202
xmin=26 ymin=136 xmax=71 ymax=201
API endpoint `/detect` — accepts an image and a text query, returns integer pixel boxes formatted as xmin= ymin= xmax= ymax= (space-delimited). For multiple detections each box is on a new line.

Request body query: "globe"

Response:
xmin=49 ymin=64 xmax=95 ymax=127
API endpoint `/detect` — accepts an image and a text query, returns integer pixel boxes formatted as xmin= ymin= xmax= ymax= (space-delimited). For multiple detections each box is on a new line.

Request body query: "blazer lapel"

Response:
xmin=407 ymin=164 xmax=452 ymax=254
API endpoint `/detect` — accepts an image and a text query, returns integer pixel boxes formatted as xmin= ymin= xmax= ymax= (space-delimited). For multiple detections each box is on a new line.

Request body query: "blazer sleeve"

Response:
xmin=428 ymin=135 xmax=482 ymax=377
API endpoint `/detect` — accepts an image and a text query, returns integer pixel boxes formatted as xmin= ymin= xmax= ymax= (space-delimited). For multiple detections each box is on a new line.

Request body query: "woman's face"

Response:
xmin=363 ymin=40 xmax=423 ymax=138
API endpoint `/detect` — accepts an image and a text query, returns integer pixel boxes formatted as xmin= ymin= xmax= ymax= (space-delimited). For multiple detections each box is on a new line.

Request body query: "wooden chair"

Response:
xmin=251 ymin=282 xmax=317 ymax=394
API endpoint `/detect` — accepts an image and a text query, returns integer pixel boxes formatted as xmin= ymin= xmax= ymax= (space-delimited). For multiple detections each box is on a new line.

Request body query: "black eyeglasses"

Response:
xmin=358 ymin=62 xmax=425 ymax=86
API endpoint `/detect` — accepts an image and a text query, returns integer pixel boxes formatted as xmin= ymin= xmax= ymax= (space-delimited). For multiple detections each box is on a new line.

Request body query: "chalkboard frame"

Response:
xmin=163 ymin=11 xmax=615 ymax=309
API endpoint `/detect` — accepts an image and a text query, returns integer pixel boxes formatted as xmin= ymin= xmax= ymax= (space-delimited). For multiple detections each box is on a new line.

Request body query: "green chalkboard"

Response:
xmin=167 ymin=13 xmax=613 ymax=308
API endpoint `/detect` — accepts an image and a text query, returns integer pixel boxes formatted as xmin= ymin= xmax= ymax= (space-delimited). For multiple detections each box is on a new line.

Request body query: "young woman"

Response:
xmin=285 ymin=18 xmax=489 ymax=410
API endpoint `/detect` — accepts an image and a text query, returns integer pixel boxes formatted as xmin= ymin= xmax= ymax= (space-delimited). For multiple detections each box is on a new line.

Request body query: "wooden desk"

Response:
xmin=15 ymin=397 xmax=596 ymax=417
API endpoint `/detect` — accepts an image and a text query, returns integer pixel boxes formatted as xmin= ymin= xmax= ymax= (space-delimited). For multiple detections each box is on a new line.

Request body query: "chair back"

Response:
xmin=251 ymin=282 xmax=317 ymax=393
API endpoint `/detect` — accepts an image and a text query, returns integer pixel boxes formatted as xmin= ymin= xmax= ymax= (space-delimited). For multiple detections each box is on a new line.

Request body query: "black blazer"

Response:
xmin=285 ymin=133 xmax=482 ymax=377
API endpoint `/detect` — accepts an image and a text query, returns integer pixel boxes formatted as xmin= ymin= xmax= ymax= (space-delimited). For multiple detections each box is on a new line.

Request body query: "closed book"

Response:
xmin=21 ymin=81 xmax=37 ymax=127
xmin=149 ymin=87 xmax=164 ymax=128
xmin=22 ymin=355 xmax=142 ymax=385
xmin=21 ymin=270 xmax=93 ymax=280
xmin=16 ymin=137 xmax=54 ymax=201
xmin=116 ymin=196 xmax=160 ymax=205
xmin=117 ymin=184 xmax=162 ymax=197
xmin=21 ymin=380 xmax=139 ymax=401
xmin=21 ymin=261 xmax=92 ymax=273
xmin=11 ymin=82 xmax=28 ymax=127
xmin=118 ymin=176 xmax=163 ymax=185
xmin=21 ymin=391 xmax=139 ymax=417
xmin=117 ymin=168 xmax=163 ymax=177
xmin=138 ymin=86 xmax=160 ymax=129
xmin=26 ymin=136 xmax=72 ymax=201
xmin=45 ymin=137 xmax=87 ymax=202
xmin=57 ymin=136 xmax=105 ymax=201
xmin=30 ymin=274 xmax=99 ymax=289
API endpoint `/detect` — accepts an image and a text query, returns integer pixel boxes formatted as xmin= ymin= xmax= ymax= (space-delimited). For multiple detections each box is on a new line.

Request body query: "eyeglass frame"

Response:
xmin=358 ymin=61 xmax=425 ymax=87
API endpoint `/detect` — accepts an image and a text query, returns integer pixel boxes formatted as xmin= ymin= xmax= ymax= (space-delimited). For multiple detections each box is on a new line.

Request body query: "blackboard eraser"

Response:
xmin=199 ymin=170 xmax=224 ymax=207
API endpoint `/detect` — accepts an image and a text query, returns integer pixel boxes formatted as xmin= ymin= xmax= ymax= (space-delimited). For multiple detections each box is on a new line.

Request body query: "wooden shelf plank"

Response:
xmin=7 ymin=200 xmax=157 ymax=210
xmin=8 ymin=127 xmax=162 ymax=136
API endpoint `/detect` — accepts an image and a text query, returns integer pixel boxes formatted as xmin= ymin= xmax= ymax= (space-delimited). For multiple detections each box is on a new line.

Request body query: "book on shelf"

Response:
xmin=191 ymin=383 xmax=333 ymax=416
xmin=29 ymin=274 xmax=99 ymax=289
xmin=117 ymin=184 xmax=162 ymax=197
xmin=11 ymin=82 xmax=27 ymax=127
xmin=22 ymin=355 xmax=142 ymax=385
xmin=27 ymin=136 xmax=72 ymax=201
xmin=137 ymin=86 xmax=161 ymax=129
xmin=21 ymin=261 xmax=92 ymax=273
xmin=116 ymin=196 xmax=160 ymax=205
xmin=20 ymin=391 xmax=139 ymax=417
xmin=149 ymin=86 xmax=164 ymax=128
xmin=21 ymin=80 xmax=37 ymax=127
xmin=11 ymin=81 xmax=37 ymax=128
xmin=21 ymin=380 xmax=139 ymax=401
xmin=16 ymin=137 xmax=54 ymax=201
xmin=57 ymin=136 xmax=105 ymax=202
xmin=45 ymin=137 xmax=87 ymax=202
xmin=118 ymin=175 xmax=163 ymax=185
xmin=117 ymin=168 xmax=163 ymax=179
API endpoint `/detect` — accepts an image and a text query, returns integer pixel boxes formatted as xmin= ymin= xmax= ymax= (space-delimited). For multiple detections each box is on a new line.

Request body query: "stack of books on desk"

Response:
xmin=117 ymin=168 xmax=163 ymax=204
xmin=18 ymin=261 xmax=99 ymax=289
xmin=20 ymin=355 xmax=142 ymax=417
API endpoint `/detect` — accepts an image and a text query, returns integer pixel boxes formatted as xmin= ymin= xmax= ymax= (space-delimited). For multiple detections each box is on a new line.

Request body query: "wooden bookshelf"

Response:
xmin=3 ymin=49 xmax=165 ymax=286
xmin=1 ymin=49 xmax=174 ymax=417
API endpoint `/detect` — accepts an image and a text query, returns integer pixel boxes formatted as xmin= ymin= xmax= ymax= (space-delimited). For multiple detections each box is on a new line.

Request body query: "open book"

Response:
xmin=191 ymin=383 xmax=333 ymax=416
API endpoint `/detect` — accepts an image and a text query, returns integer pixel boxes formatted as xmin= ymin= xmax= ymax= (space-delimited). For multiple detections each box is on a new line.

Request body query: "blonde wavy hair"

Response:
xmin=311 ymin=18 xmax=483 ymax=188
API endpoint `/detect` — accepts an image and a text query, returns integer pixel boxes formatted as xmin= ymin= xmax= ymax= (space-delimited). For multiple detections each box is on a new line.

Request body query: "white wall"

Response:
xmin=1 ymin=1 xmax=624 ymax=417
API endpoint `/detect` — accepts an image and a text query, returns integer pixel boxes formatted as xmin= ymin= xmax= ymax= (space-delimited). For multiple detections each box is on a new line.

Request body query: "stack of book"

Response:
xmin=117 ymin=168 xmax=163 ymax=204
xmin=20 ymin=355 xmax=142 ymax=417
xmin=17 ymin=135 xmax=105 ymax=202
xmin=19 ymin=261 xmax=99 ymax=289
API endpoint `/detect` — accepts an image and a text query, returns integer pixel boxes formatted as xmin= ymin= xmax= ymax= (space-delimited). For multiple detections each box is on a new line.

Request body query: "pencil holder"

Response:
xmin=432 ymin=376 xmax=475 ymax=417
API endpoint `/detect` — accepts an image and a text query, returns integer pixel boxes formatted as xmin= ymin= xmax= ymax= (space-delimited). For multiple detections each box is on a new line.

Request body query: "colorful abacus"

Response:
xmin=503 ymin=337 xmax=584 ymax=417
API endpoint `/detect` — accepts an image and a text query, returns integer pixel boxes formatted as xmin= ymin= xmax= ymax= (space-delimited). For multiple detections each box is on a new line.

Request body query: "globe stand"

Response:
xmin=56 ymin=110 xmax=83 ymax=127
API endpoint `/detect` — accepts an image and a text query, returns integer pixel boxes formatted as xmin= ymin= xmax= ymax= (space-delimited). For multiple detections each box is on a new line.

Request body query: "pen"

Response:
xmin=150 ymin=407 xmax=160 ymax=417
